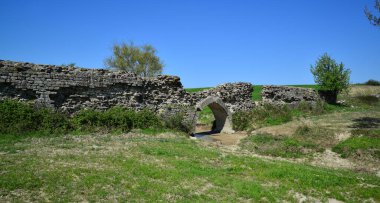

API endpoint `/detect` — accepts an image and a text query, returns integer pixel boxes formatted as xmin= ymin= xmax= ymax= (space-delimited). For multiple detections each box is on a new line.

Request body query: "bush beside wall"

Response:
xmin=0 ymin=99 xmax=189 ymax=136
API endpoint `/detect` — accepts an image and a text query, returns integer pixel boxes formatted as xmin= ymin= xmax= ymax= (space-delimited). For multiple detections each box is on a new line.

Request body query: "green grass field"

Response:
xmin=1 ymin=133 xmax=379 ymax=202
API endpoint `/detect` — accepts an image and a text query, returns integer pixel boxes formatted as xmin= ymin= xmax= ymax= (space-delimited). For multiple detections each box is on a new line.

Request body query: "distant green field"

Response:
xmin=185 ymin=85 xmax=317 ymax=102
xmin=185 ymin=87 xmax=211 ymax=93
xmin=288 ymin=84 xmax=318 ymax=89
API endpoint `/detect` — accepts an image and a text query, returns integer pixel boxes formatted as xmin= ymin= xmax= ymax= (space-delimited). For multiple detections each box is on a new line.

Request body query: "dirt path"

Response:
xmin=192 ymin=124 xmax=248 ymax=146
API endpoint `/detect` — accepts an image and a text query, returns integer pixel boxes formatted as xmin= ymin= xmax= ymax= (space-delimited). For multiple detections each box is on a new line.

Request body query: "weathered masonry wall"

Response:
xmin=0 ymin=60 xmax=254 ymax=114
xmin=261 ymin=85 xmax=320 ymax=106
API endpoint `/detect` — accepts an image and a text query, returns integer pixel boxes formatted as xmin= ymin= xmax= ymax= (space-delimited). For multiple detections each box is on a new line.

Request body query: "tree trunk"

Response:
xmin=318 ymin=90 xmax=338 ymax=104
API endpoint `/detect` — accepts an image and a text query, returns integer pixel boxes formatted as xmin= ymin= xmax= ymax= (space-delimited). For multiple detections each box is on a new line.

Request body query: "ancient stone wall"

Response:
xmin=192 ymin=82 xmax=255 ymax=112
xmin=0 ymin=60 xmax=254 ymax=114
xmin=261 ymin=85 xmax=320 ymax=106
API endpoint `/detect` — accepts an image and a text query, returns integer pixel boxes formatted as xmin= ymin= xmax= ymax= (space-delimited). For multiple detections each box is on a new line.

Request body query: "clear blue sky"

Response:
xmin=1 ymin=0 xmax=379 ymax=87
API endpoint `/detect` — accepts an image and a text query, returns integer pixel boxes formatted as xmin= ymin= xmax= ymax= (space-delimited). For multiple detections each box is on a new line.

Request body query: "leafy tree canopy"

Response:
xmin=365 ymin=0 xmax=380 ymax=26
xmin=105 ymin=42 xmax=164 ymax=77
xmin=310 ymin=53 xmax=351 ymax=94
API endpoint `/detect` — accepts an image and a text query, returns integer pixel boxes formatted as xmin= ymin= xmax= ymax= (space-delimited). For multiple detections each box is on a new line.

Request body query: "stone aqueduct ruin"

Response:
xmin=0 ymin=60 xmax=320 ymax=134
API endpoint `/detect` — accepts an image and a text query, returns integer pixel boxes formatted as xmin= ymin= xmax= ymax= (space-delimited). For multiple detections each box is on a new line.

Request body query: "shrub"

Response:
xmin=232 ymin=111 xmax=252 ymax=131
xmin=163 ymin=111 xmax=193 ymax=133
xmin=72 ymin=107 xmax=162 ymax=133
xmin=295 ymin=100 xmax=326 ymax=116
xmin=364 ymin=79 xmax=380 ymax=86
xmin=0 ymin=100 xmax=209 ymax=135
xmin=71 ymin=109 xmax=103 ymax=132
xmin=0 ymin=99 xmax=39 ymax=134
xmin=0 ymin=99 xmax=71 ymax=135
xmin=100 ymin=107 xmax=133 ymax=132
xmin=131 ymin=109 xmax=162 ymax=129
xmin=37 ymin=108 xmax=72 ymax=134
xmin=310 ymin=53 xmax=351 ymax=104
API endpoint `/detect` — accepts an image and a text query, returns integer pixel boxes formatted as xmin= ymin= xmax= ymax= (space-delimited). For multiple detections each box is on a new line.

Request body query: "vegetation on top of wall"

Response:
xmin=251 ymin=85 xmax=262 ymax=101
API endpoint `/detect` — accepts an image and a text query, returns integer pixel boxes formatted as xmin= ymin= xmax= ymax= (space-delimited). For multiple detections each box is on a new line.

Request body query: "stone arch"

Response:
xmin=194 ymin=96 xmax=234 ymax=134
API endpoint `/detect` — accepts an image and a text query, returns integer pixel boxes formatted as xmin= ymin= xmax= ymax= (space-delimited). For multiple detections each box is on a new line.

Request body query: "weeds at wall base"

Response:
xmin=0 ymin=99 xmax=191 ymax=137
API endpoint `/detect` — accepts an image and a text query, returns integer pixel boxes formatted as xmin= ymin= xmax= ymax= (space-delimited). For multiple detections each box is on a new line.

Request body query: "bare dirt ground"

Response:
xmin=193 ymin=124 xmax=247 ymax=146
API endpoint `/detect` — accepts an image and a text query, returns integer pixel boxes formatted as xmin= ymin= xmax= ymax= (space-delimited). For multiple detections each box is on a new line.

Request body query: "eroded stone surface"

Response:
xmin=0 ymin=60 xmax=254 ymax=113
xmin=0 ymin=60 xmax=256 ymax=133
xmin=261 ymin=85 xmax=320 ymax=106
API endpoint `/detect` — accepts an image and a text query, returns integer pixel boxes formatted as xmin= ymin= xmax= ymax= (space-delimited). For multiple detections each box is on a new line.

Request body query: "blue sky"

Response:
xmin=0 ymin=0 xmax=379 ymax=87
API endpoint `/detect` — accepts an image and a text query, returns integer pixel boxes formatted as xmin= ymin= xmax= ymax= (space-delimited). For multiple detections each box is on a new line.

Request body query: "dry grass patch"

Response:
xmin=349 ymin=85 xmax=380 ymax=97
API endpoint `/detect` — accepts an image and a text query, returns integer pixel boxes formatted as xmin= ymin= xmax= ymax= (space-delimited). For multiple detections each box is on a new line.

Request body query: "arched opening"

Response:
xmin=193 ymin=96 xmax=234 ymax=135
xmin=195 ymin=106 xmax=215 ymax=133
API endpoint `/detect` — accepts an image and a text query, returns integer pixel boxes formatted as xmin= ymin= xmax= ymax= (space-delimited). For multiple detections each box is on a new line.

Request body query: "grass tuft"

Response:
xmin=333 ymin=129 xmax=380 ymax=159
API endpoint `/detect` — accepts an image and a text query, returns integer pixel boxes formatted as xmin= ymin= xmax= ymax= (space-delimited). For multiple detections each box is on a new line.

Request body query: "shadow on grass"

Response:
xmin=351 ymin=117 xmax=380 ymax=129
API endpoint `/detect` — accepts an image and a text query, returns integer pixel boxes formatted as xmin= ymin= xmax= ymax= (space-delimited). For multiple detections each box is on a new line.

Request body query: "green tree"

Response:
xmin=310 ymin=53 xmax=351 ymax=104
xmin=365 ymin=0 xmax=380 ymax=26
xmin=104 ymin=42 xmax=164 ymax=77
xmin=62 ymin=63 xmax=76 ymax=67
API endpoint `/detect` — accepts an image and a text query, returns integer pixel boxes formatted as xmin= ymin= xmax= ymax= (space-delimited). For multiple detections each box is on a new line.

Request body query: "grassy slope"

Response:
xmin=240 ymin=108 xmax=380 ymax=159
xmin=239 ymin=86 xmax=380 ymax=172
xmin=0 ymin=133 xmax=379 ymax=202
